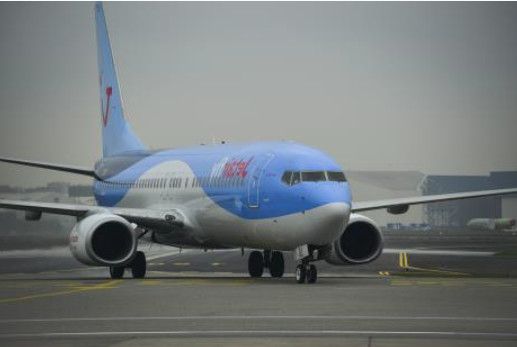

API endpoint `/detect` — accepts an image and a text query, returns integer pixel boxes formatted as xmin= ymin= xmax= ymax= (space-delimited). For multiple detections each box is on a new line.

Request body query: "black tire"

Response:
xmin=131 ymin=251 xmax=146 ymax=279
xmin=248 ymin=251 xmax=264 ymax=277
xmin=109 ymin=266 xmax=124 ymax=279
xmin=269 ymin=251 xmax=285 ymax=278
xmin=307 ymin=264 xmax=317 ymax=284
xmin=295 ymin=264 xmax=306 ymax=284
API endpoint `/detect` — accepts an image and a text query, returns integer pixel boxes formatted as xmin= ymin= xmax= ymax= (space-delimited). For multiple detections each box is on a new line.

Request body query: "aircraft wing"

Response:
xmin=352 ymin=187 xmax=517 ymax=214
xmin=0 ymin=199 xmax=184 ymax=229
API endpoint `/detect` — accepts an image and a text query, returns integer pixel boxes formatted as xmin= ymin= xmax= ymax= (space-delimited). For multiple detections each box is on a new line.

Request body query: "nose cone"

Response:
xmin=304 ymin=202 xmax=351 ymax=246
xmin=305 ymin=182 xmax=352 ymax=207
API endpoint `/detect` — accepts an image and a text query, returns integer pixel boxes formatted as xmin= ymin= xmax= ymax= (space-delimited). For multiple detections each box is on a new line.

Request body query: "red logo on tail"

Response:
xmin=102 ymin=86 xmax=113 ymax=127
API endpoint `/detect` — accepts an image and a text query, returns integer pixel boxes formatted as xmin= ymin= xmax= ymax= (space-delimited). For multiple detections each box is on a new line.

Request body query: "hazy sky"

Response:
xmin=1 ymin=2 xmax=516 ymax=187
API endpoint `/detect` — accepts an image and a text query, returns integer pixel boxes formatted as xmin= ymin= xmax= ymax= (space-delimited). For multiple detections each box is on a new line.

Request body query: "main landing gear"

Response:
xmin=109 ymin=250 xmax=147 ymax=279
xmin=248 ymin=250 xmax=285 ymax=278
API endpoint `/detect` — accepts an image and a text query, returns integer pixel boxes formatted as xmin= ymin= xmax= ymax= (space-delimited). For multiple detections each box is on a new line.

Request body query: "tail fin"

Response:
xmin=95 ymin=2 xmax=146 ymax=157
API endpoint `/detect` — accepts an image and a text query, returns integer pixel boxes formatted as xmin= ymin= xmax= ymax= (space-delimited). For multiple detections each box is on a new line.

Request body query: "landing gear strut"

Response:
xmin=109 ymin=250 xmax=147 ymax=279
xmin=247 ymin=250 xmax=285 ymax=278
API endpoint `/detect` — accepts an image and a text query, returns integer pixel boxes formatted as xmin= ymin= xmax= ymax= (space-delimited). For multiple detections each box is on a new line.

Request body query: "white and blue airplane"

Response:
xmin=1 ymin=3 xmax=516 ymax=283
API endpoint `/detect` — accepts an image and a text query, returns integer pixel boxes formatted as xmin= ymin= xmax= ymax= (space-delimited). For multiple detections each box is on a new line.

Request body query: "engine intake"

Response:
xmin=324 ymin=214 xmax=383 ymax=265
xmin=69 ymin=213 xmax=137 ymax=266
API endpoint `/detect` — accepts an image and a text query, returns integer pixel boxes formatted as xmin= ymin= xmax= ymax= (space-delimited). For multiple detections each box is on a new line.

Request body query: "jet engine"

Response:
xmin=69 ymin=213 xmax=137 ymax=267
xmin=323 ymin=214 xmax=383 ymax=265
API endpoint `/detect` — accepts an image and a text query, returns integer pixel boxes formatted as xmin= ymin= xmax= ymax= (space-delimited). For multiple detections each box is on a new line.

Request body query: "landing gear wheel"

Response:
xmin=269 ymin=251 xmax=285 ymax=278
xmin=307 ymin=264 xmax=318 ymax=284
xmin=130 ymin=251 xmax=146 ymax=279
xmin=109 ymin=266 xmax=124 ymax=279
xmin=248 ymin=251 xmax=264 ymax=278
xmin=295 ymin=264 xmax=306 ymax=284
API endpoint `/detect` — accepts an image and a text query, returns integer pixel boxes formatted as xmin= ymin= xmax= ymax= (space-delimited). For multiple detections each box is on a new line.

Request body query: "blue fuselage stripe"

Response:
xmin=93 ymin=142 xmax=352 ymax=220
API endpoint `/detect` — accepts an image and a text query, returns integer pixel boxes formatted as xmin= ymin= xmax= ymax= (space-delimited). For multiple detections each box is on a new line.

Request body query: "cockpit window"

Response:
xmin=281 ymin=170 xmax=346 ymax=186
xmin=301 ymin=171 xmax=326 ymax=182
xmin=281 ymin=171 xmax=292 ymax=185
xmin=291 ymin=172 xmax=301 ymax=185
xmin=327 ymin=171 xmax=347 ymax=182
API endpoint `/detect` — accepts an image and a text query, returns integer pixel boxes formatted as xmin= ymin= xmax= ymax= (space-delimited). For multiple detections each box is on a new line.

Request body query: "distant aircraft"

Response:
xmin=467 ymin=218 xmax=516 ymax=231
xmin=1 ymin=2 xmax=516 ymax=284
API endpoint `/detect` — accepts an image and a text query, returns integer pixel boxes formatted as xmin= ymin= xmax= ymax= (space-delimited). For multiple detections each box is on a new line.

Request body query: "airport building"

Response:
xmin=422 ymin=171 xmax=517 ymax=227
xmin=0 ymin=182 xmax=94 ymax=206
xmin=348 ymin=170 xmax=517 ymax=228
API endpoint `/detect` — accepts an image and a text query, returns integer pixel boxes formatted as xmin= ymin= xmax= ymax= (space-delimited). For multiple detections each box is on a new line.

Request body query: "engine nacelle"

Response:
xmin=69 ymin=213 xmax=137 ymax=266
xmin=324 ymin=214 xmax=383 ymax=266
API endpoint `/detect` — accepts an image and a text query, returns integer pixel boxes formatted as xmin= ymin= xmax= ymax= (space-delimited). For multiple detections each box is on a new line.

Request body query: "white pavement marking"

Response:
xmin=1 ymin=315 xmax=517 ymax=324
xmin=1 ymin=330 xmax=517 ymax=338
xmin=383 ymin=248 xmax=495 ymax=257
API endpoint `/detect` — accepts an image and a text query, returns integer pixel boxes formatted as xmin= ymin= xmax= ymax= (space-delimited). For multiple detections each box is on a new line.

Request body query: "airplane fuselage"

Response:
xmin=92 ymin=141 xmax=352 ymax=250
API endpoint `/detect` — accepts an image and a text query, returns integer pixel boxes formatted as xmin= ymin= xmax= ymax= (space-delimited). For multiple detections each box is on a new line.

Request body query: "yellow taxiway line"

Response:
xmin=0 ymin=280 xmax=122 ymax=305
xmin=398 ymin=251 xmax=467 ymax=276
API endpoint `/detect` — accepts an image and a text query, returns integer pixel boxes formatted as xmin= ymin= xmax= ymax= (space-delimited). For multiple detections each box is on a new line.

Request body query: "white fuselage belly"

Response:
xmin=108 ymin=161 xmax=350 ymax=250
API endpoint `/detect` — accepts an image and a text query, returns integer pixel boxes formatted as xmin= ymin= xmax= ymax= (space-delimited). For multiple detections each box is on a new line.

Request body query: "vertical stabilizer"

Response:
xmin=95 ymin=2 xmax=146 ymax=157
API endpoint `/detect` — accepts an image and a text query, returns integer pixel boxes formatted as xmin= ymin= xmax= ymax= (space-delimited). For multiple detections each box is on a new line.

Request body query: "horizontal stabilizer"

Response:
xmin=0 ymin=156 xmax=99 ymax=180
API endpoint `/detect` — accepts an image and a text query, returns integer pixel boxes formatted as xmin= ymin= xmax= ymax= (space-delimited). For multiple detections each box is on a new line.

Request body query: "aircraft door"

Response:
xmin=248 ymin=153 xmax=274 ymax=208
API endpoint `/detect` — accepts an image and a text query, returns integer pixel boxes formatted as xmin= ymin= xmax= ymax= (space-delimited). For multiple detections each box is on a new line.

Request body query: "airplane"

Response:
xmin=1 ymin=2 xmax=516 ymax=284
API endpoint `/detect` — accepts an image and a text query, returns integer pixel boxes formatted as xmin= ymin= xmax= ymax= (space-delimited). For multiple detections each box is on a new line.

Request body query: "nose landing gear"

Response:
xmin=295 ymin=263 xmax=318 ymax=284
xmin=294 ymin=245 xmax=319 ymax=284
